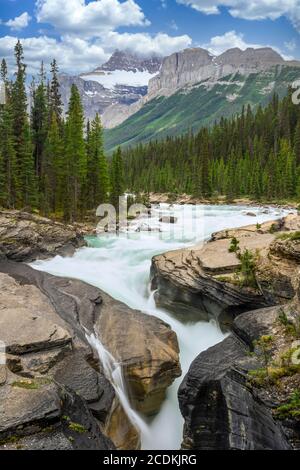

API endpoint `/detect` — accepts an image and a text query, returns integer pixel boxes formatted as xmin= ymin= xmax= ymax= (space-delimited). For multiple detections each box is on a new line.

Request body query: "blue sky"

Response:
xmin=0 ymin=0 xmax=299 ymax=75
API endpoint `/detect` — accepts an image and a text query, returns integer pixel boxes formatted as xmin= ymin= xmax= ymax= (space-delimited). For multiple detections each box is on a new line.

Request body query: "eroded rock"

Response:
xmin=0 ymin=210 xmax=85 ymax=262
xmin=95 ymin=292 xmax=181 ymax=416
xmin=178 ymin=306 xmax=291 ymax=450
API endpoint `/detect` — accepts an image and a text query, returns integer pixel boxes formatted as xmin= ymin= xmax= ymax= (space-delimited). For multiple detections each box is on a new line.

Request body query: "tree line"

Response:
xmin=0 ymin=41 xmax=124 ymax=222
xmin=123 ymin=90 xmax=300 ymax=202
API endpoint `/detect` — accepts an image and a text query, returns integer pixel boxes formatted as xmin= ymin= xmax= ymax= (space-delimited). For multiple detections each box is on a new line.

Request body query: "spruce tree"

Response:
xmin=31 ymin=62 xmax=48 ymax=178
xmin=86 ymin=114 xmax=110 ymax=208
xmin=11 ymin=40 xmax=37 ymax=208
xmin=49 ymin=59 xmax=63 ymax=126
xmin=63 ymin=84 xmax=86 ymax=222
xmin=110 ymin=147 xmax=124 ymax=210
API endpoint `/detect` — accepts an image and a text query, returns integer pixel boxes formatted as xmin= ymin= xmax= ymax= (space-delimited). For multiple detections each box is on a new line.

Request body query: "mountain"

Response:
xmin=59 ymin=50 xmax=162 ymax=122
xmin=104 ymin=47 xmax=300 ymax=151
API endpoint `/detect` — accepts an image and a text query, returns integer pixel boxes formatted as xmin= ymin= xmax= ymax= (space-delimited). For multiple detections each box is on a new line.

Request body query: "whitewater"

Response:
xmin=31 ymin=204 xmax=291 ymax=449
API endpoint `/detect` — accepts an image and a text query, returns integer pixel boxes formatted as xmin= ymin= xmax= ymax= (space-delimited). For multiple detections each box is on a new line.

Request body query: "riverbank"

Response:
xmin=0 ymin=210 xmax=181 ymax=450
xmin=151 ymin=213 xmax=300 ymax=449
xmin=1 ymin=206 xmax=299 ymax=450
xmin=148 ymin=192 xmax=298 ymax=211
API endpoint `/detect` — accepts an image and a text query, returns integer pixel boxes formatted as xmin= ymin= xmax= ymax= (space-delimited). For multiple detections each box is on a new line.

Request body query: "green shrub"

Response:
xmin=276 ymin=390 xmax=300 ymax=419
xmin=237 ymin=249 xmax=257 ymax=288
xmin=228 ymin=237 xmax=240 ymax=253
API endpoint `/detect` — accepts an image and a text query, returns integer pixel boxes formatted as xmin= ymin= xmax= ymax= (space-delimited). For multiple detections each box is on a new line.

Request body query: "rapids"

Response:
xmin=31 ymin=204 xmax=291 ymax=449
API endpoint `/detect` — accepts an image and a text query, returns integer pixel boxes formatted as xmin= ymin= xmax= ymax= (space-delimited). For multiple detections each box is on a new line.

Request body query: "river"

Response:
xmin=31 ymin=204 xmax=290 ymax=450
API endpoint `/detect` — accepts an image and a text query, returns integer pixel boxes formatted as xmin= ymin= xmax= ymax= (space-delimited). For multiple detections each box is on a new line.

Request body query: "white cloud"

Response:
xmin=177 ymin=0 xmax=300 ymax=31
xmin=103 ymin=31 xmax=192 ymax=56
xmin=36 ymin=0 xmax=149 ymax=37
xmin=0 ymin=35 xmax=108 ymax=74
xmin=0 ymin=0 xmax=193 ymax=75
xmin=0 ymin=31 xmax=192 ymax=75
xmin=285 ymin=39 xmax=297 ymax=51
xmin=5 ymin=12 xmax=31 ymax=31
xmin=202 ymin=30 xmax=293 ymax=60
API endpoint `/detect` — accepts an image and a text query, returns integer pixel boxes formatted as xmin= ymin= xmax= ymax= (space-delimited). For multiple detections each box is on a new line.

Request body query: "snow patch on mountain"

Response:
xmin=81 ymin=70 xmax=158 ymax=91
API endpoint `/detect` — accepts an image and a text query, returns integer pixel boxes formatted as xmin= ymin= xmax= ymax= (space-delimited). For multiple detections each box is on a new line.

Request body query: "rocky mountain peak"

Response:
xmin=95 ymin=50 xmax=163 ymax=74
xmin=217 ymin=47 xmax=284 ymax=67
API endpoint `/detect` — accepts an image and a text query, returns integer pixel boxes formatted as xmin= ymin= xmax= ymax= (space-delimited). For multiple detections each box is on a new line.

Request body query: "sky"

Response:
xmin=0 ymin=0 xmax=300 ymax=75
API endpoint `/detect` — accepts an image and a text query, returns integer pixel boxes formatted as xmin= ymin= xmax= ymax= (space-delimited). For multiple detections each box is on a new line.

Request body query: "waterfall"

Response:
xmin=86 ymin=332 xmax=150 ymax=439
xmin=31 ymin=203 xmax=292 ymax=449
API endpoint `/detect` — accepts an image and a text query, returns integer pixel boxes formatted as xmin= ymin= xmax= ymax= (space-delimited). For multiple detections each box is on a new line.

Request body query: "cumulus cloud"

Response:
xmin=202 ymin=30 xmax=293 ymax=60
xmin=177 ymin=0 xmax=300 ymax=31
xmin=0 ymin=0 xmax=193 ymax=75
xmin=5 ymin=12 xmax=32 ymax=31
xmin=0 ymin=31 xmax=192 ymax=75
xmin=0 ymin=35 xmax=108 ymax=74
xmin=36 ymin=0 xmax=149 ymax=37
xmin=102 ymin=31 xmax=192 ymax=56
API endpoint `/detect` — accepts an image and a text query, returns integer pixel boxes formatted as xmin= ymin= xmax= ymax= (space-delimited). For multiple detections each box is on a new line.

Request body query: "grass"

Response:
xmin=278 ymin=309 xmax=300 ymax=339
xmin=68 ymin=422 xmax=87 ymax=434
xmin=277 ymin=231 xmax=300 ymax=241
xmin=12 ymin=380 xmax=39 ymax=390
xmin=11 ymin=377 xmax=52 ymax=390
xmin=276 ymin=390 xmax=300 ymax=419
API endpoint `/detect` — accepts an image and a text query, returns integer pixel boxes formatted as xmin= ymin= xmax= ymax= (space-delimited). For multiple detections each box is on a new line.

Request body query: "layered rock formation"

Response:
xmin=0 ymin=270 xmax=117 ymax=450
xmin=148 ymin=47 xmax=286 ymax=99
xmin=178 ymin=305 xmax=293 ymax=450
xmin=104 ymin=46 xmax=298 ymax=132
xmin=0 ymin=210 xmax=85 ymax=262
xmin=151 ymin=215 xmax=299 ymax=325
xmin=0 ymin=255 xmax=181 ymax=449
xmin=149 ymin=212 xmax=300 ymax=450
xmin=59 ymin=50 xmax=162 ymax=125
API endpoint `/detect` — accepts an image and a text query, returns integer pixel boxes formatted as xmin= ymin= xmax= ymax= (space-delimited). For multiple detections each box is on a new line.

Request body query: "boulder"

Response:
xmin=0 ymin=267 xmax=127 ymax=449
xmin=95 ymin=292 xmax=182 ymax=416
xmin=151 ymin=216 xmax=300 ymax=324
xmin=0 ymin=210 xmax=85 ymax=262
xmin=178 ymin=306 xmax=291 ymax=450
xmin=0 ymin=261 xmax=181 ymax=444
xmin=0 ymin=375 xmax=114 ymax=450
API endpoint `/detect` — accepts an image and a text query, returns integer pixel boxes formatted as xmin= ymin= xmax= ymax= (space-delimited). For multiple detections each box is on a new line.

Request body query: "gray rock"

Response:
xmin=0 ymin=210 xmax=85 ymax=262
xmin=178 ymin=306 xmax=291 ymax=450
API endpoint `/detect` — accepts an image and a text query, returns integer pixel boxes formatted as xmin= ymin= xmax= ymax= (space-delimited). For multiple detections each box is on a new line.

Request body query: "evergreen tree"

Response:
xmin=63 ymin=84 xmax=86 ymax=222
xmin=31 ymin=62 xmax=48 ymax=178
xmin=110 ymin=147 xmax=124 ymax=209
xmin=86 ymin=114 xmax=110 ymax=208
xmin=49 ymin=59 xmax=63 ymax=126
xmin=11 ymin=40 xmax=36 ymax=208
xmin=41 ymin=112 xmax=64 ymax=215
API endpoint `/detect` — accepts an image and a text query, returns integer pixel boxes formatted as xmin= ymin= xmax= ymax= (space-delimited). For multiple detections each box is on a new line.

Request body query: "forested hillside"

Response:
xmin=0 ymin=41 xmax=123 ymax=222
xmin=105 ymin=66 xmax=300 ymax=152
xmin=123 ymin=89 xmax=300 ymax=202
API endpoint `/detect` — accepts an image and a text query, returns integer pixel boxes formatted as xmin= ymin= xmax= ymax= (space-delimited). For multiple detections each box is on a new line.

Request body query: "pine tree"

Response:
xmin=63 ymin=85 xmax=87 ymax=222
xmin=31 ymin=62 xmax=48 ymax=178
xmin=11 ymin=40 xmax=37 ymax=208
xmin=41 ymin=112 xmax=64 ymax=215
xmin=110 ymin=147 xmax=124 ymax=209
xmin=49 ymin=59 xmax=63 ymax=126
xmin=86 ymin=114 xmax=110 ymax=208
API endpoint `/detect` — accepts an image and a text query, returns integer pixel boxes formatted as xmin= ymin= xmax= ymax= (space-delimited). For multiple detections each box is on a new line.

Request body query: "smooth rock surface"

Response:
xmin=178 ymin=306 xmax=291 ymax=450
